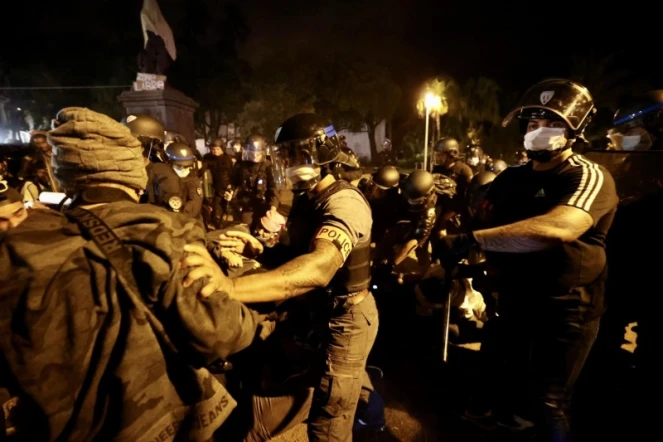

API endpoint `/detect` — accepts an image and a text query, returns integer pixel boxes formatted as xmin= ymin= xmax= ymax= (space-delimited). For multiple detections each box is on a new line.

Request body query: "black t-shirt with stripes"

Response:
xmin=485 ymin=154 xmax=618 ymax=300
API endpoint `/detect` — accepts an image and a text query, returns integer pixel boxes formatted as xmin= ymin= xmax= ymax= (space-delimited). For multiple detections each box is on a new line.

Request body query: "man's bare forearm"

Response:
xmin=229 ymin=240 xmax=343 ymax=303
xmin=474 ymin=213 xmax=571 ymax=253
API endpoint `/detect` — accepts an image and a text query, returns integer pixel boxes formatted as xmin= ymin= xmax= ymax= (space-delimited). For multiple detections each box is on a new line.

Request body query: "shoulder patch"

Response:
xmin=168 ymin=196 xmax=183 ymax=211
xmin=315 ymin=225 xmax=353 ymax=262
xmin=196 ymin=186 xmax=203 ymax=196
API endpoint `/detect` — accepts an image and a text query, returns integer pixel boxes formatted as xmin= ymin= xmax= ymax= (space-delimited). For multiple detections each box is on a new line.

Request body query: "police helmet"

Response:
xmin=468 ymin=171 xmax=496 ymax=219
xmin=273 ymin=113 xmax=341 ymax=191
xmin=434 ymin=137 xmax=460 ymax=158
xmin=165 ymin=142 xmax=196 ymax=167
xmin=372 ymin=165 xmax=400 ymax=189
xmin=491 ymin=159 xmax=508 ymax=174
xmin=335 ymin=146 xmax=361 ymax=170
xmin=402 ymin=170 xmax=435 ymax=201
xmin=613 ymin=90 xmax=663 ymax=138
xmin=125 ymin=114 xmax=165 ymax=142
xmin=210 ymin=138 xmax=225 ymax=149
xmin=243 ymin=135 xmax=267 ymax=162
xmin=503 ymin=78 xmax=596 ymax=136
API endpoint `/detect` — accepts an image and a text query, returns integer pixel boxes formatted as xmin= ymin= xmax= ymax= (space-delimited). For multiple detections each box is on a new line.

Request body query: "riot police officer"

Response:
xmin=392 ymin=170 xmax=438 ymax=266
xmin=361 ymin=165 xmax=402 ymax=243
xmin=609 ymin=89 xmax=663 ymax=151
xmin=164 ymin=141 xmax=204 ymax=218
xmin=432 ymin=137 xmax=473 ymax=203
xmin=489 ymin=158 xmax=508 ymax=175
xmin=465 ymin=144 xmax=485 ymax=175
xmin=181 ymin=113 xmax=378 ymax=442
xmin=378 ymin=138 xmax=398 ymax=165
xmin=230 ymin=135 xmax=280 ymax=226
xmin=125 ymin=114 xmax=183 ymax=212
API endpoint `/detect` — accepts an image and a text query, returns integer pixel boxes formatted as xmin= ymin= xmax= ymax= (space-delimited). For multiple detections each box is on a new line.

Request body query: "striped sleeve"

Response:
xmin=560 ymin=155 xmax=616 ymax=218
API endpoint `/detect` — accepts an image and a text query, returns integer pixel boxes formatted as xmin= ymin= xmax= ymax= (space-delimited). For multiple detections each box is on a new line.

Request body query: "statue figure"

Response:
xmin=138 ymin=31 xmax=173 ymax=75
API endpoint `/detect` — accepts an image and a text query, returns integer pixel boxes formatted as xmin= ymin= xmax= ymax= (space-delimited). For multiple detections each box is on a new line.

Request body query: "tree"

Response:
xmin=460 ymin=77 xmax=501 ymax=147
xmin=325 ymin=58 xmax=401 ymax=161
xmin=416 ymin=77 xmax=462 ymax=142
xmin=569 ymin=52 xmax=651 ymax=142
xmin=236 ymin=83 xmax=315 ymax=138
xmin=162 ymin=0 xmax=251 ymax=142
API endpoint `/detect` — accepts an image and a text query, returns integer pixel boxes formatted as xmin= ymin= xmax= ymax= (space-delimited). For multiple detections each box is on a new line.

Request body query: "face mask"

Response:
xmin=467 ymin=156 xmax=479 ymax=166
xmin=174 ymin=166 xmax=191 ymax=178
xmin=621 ymin=135 xmax=641 ymax=150
xmin=286 ymin=165 xmax=320 ymax=187
xmin=524 ymin=127 xmax=567 ymax=152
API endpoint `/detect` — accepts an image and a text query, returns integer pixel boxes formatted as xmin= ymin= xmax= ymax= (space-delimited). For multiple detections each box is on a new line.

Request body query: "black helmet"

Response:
xmin=491 ymin=159 xmax=508 ymax=174
xmin=372 ymin=165 xmax=400 ymax=189
xmin=335 ymin=146 xmax=360 ymax=169
xmin=125 ymin=114 xmax=165 ymax=142
xmin=243 ymin=135 xmax=268 ymax=162
xmin=613 ymin=90 xmax=663 ymax=138
xmin=503 ymin=79 xmax=596 ymax=136
xmin=434 ymin=137 xmax=460 ymax=158
xmin=165 ymin=142 xmax=196 ymax=167
xmin=274 ymin=113 xmax=341 ymax=191
xmin=471 ymin=171 xmax=496 ymax=188
xmin=401 ymin=170 xmax=435 ymax=204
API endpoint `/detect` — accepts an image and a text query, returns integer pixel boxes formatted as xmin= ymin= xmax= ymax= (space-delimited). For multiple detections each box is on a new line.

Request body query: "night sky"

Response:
xmin=2 ymin=0 xmax=659 ymax=116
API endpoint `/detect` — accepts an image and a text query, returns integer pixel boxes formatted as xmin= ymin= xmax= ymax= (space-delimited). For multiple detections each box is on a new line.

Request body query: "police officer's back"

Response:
xmin=0 ymin=108 xmax=260 ymax=440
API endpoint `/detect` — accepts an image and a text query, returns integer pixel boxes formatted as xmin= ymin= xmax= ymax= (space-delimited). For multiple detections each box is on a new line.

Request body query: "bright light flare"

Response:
xmin=424 ymin=92 xmax=441 ymax=109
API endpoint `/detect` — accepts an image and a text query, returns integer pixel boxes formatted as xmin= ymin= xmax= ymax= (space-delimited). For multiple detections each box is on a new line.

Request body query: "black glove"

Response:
xmin=435 ymin=232 xmax=479 ymax=260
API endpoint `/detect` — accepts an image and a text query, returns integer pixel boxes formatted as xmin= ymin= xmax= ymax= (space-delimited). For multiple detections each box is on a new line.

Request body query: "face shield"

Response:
xmin=242 ymin=142 xmax=266 ymax=162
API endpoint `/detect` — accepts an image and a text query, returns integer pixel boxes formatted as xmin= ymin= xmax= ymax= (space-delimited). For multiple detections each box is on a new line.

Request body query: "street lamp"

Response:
xmin=423 ymin=92 xmax=441 ymax=171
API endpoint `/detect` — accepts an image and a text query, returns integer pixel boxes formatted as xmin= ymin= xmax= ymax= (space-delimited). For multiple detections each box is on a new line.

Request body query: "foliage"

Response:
xmin=236 ymin=83 xmax=315 ymax=139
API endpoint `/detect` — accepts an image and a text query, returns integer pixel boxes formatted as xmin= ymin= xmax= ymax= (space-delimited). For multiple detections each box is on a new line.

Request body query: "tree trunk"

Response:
xmin=367 ymin=121 xmax=378 ymax=164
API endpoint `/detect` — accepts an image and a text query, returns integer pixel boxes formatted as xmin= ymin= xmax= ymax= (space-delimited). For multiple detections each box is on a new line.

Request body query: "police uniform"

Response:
xmin=231 ymin=160 xmax=279 ymax=226
xmin=145 ymin=161 xmax=185 ymax=212
xmin=180 ymin=174 xmax=204 ymax=219
xmin=288 ymin=179 xmax=378 ymax=442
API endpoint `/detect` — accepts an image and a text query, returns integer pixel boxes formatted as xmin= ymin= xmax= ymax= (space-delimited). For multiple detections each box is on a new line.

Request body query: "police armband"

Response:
xmin=314 ymin=225 xmax=353 ymax=263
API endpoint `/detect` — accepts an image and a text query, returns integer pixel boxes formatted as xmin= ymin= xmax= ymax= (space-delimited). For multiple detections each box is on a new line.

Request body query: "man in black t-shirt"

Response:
xmin=437 ymin=79 xmax=618 ymax=440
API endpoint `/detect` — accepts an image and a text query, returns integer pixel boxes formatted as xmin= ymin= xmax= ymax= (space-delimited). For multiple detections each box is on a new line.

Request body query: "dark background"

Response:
xmin=1 ymin=0 xmax=658 ymax=160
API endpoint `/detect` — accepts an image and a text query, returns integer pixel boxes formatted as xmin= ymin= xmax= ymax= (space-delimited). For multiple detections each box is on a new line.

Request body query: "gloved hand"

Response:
xmin=434 ymin=232 xmax=479 ymax=261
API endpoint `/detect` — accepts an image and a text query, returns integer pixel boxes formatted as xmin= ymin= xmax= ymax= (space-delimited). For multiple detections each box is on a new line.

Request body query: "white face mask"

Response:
xmin=621 ymin=135 xmax=641 ymax=150
xmin=523 ymin=127 xmax=568 ymax=151
xmin=174 ymin=166 xmax=191 ymax=178
xmin=286 ymin=165 xmax=320 ymax=187
xmin=467 ymin=156 xmax=479 ymax=166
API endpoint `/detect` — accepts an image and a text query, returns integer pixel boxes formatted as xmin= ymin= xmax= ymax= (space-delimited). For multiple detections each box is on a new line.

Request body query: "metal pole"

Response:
xmin=424 ymin=106 xmax=430 ymax=171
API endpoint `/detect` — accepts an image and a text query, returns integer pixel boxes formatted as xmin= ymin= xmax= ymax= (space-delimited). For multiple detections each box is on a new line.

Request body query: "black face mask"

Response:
xmin=526 ymin=148 xmax=567 ymax=163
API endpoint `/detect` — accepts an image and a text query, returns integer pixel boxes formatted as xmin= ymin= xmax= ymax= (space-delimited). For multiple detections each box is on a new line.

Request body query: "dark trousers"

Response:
xmin=308 ymin=293 xmax=379 ymax=442
xmin=476 ymin=287 xmax=601 ymax=442
xmin=212 ymin=194 xmax=228 ymax=228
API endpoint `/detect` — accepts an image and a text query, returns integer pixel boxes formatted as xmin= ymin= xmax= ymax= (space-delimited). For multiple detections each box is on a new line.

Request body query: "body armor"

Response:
xmin=288 ymin=180 xmax=372 ymax=294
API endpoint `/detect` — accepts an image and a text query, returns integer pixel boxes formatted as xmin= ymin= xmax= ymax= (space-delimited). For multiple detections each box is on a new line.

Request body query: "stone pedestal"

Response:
xmin=117 ymin=87 xmax=199 ymax=144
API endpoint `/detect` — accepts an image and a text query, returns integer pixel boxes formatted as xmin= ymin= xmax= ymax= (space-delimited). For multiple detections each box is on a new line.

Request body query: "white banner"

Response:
xmin=140 ymin=0 xmax=177 ymax=61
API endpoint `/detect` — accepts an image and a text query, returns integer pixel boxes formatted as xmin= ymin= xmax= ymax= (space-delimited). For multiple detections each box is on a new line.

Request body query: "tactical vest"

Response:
xmin=238 ymin=161 xmax=268 ymax=205
xmin=288 ymin=180 xmax=372 ymax=294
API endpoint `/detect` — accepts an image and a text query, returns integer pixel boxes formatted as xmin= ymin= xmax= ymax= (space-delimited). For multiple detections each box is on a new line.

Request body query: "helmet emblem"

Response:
xmin=540 ymin=91 xmax=555 ymax=105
